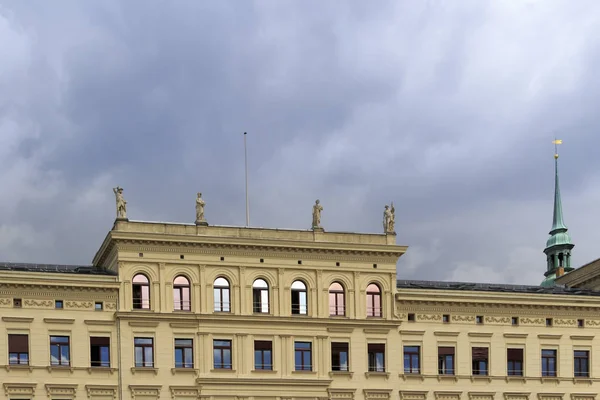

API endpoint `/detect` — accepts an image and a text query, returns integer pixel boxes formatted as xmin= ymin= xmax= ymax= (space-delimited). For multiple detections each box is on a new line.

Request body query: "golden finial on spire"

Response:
xmin=552 ymin=139 xmax=562 ymax=159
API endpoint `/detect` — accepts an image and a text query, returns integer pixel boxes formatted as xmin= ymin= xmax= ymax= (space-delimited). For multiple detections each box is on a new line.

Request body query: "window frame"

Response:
xmin=174 ymin=338 xmax=194 ymax=368
xmin=367 ymin=343 xmax=386 ymax=372
xmin=254 ymin=340 xmax=273 ymax=370
xmin=328 ymin=282 xmax=345 ymax=316
xmin=213 ymin=339 xmax=232 ymax=369
xmin=291 ymin=280 xmax=308 ymax=315
xmin=471 ymin=347 xmax=489 ymax=376
xmin=331 ymin=342 xmax=349 ymax=372
xmin=507 ymin=348 xmax=524 ymax=376
xmin=8 ymin=334 xmax=29 ymax=365
xmin=213 ymin=277 xmax=231 ymax=313
xmin=132 ymin=273 xmax=151 ymax=310
xmin=574 ymin=350 xmax=589 ymax=378
xmin=90 ymin=336 xmax=111 ymax=368
xmin=438 ymin=346 xmax=455 ymax=375
xmin=50 ymin=335 xmax=70 ymax=367
xmin=541 ymin=349 xmax=557 ymax=377
xmin=134 ymin=337 xmax=154 ymax=368
xmin=252 ymin=279 xmax=270 ymax=314
xmin=173 ymin=275 xmax=191 ymax=311
xmin=294 ymin=341 xmax=312 ymax=371
xmin=403 ymin=345 xmax=421 ymax=374
xmin=366 ymin=283 xmax=382 ymax=317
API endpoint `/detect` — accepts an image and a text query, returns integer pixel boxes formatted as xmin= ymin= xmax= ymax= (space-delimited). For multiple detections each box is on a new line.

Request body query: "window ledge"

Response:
xmin=573 ymin=377 xmax=592 ymax=384
xmin=365 ymin=371 xmax=390 ymax=379
xmin=292 ymin=370 xmax=316 ymax=374
xmin=131 ymin=367 xmax=158 ymax=375
xmin=47 ymin=366 xmax=74 ymax=373
xmin=210 ymin=368 xmax=235 ymax=373
xmin=329 ymin=371 xmax=353 ymax=378
xmin=87 ymin=367 xmax=116 ymax=374
xmin=505 ymin=376 xmax=526 ymax=383
xmin=5 ymin=364 xmax=33 ymax=372
xmin=171 ymin=368 xmax=198 ymax=375
xmin=540 ymin=377 xmax=559 ymax=383
xmin=401 ymin=373 xmax=424 ymax=381
xmin=470 ymin=375 xmax=491 ymax=382
xmin=437 ymin=375 xmax=458 ymax=382
xmin=252 ymin=369 xmax=277 ymax=373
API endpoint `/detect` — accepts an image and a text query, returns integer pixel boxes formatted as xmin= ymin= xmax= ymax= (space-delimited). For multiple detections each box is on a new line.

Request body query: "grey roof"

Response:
xmin=0 ymin=262 xmax=116 ymax=276
xmin=396 ymin=279 xmax=600 ymax=297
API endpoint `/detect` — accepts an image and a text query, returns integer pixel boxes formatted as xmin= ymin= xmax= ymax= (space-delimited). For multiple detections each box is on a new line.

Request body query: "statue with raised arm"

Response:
xmin=113 ymin=186 xmax=127 ymax=220
xmin=312 ymin=199 xmax=323 ymax=230
xmin=195 ymin=192 xmax=207 ymax=225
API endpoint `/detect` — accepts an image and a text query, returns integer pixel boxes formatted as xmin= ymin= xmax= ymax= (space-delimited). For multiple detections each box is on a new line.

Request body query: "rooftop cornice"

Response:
xmin=0 ymin=271 xmax=119 ymax=287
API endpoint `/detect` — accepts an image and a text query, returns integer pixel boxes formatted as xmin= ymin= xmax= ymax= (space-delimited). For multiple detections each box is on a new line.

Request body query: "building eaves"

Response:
xmin=0 ymin=262 xmax=116 ymax=276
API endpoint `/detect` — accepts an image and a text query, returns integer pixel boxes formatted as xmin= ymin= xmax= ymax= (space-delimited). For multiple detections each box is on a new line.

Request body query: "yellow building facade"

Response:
xmin=1 ymin=217 xmax=600 ymax=400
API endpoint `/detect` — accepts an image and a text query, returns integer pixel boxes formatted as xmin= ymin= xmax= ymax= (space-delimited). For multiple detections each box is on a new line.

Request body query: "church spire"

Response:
xmin=541 ymin=139 xmax=574 ymax=287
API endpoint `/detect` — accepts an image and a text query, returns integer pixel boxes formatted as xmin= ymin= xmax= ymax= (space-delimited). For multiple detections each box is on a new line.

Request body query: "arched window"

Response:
xmin=291 ymin=280 xmax=308 ymax=315
xmin=214 ymin=277 xmax=230 ymax=312
xmin=329 ymin=282 xmax=345 ymax=316
xmin=132 ymin=274 xmax=150 ymax=309
xmin=366 ymin=283 xmax=382 ymax=317
xmin=252 ymin=279 xmax=269 ymax=313
xmin=173 ymin=276 xmax=191 ymax=311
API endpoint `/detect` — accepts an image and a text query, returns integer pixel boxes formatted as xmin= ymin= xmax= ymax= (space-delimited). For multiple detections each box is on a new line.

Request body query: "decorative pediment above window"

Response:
xmin=468 ymin=392 xmax=495 ymax=400
xmin=537 ymin=394 xmax=564 ymax=400
xmin=85 ymin=385 xmax=117 ymax=400
xmin=363 ymin=389 xmax=392 ymax=400
xmin=504 ymin=393 xmax=530 ymax=400
xmin=3 ymin=383 xmax=37 ymax=399
xmin=169 ymin=386 xmax=200 ymax=400
xmin=435 ymin=392 xmax=462 ymax=400
xmin=327 ymin=389 xmax=356 ymax=400
xmin=399 ymin=391 xmax=428 ymax=400
xmin=45 ymin=384 xmax=78 ymax=399
xmin=129 ymin=385 xmax=162 ymax=400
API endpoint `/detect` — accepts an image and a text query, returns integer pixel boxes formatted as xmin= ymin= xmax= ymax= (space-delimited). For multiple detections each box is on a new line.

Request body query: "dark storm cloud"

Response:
xmin=1 ymin=0 xmax=600 ymax=285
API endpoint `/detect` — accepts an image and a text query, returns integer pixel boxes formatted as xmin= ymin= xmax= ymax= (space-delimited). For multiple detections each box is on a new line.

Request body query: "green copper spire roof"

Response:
xmin=542 ymin=144 xmax=574 ymax=287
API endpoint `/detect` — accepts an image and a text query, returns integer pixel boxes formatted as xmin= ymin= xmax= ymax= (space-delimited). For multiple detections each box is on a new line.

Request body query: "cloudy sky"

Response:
xmin=1 ymin=1 xmax=600 ymax=285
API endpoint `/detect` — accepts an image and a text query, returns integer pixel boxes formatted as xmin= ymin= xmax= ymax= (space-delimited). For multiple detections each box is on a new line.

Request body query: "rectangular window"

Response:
xmin=213 ymin=340 xmax=232 ymax=369
xmin=95 ymin=302 xmax=103 ymax=311
xmin=294 ymin=341 xmax=312 ymax=371
xmin=55 ymin=300 xmax=64 ymax=309
xmin=367 ymin=343 xmax=385 ymax=372
xmin=507 ymin=348 xmax=523 ymax=376
xmin=331 ymin=342 xmax=349 ymax=371
xmin=541 ymin=349 xmax=557 ymax=377
xmin=438 ymin=346 xmax=454 ymax=375
xmin=90 ymin=337 xmax=110 ymax=367
xmin=8 ymin=334 xmax=29 ymax=365
xmin=403 ymin=345 xmax=421 ymax=374
xmin=174 ymin=339 xmax=193 ymax=368
xmin=134 ymin=337 xmax=154 ymax=367
xmin=472 ymin=347 xmax=489 ymax=376
xmin=254 ymin=340 xmax=272 ymax=370
xmin=574 ymin=350 xmax=589 ymax=378
xmin=50 ymin=336 xmax=70 ymax=366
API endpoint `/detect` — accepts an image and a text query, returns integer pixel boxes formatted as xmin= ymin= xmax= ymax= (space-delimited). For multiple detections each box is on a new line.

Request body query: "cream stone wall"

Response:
xmin=0 ymin=221 xmax=599 ymax=400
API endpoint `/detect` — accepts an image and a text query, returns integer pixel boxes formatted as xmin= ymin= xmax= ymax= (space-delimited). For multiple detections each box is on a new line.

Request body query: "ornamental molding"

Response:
xmin=0 ymin=298 xmax=11 ymax=306
xmin=485 ymin=316 xmax=510 ymax=324
xmin=434 ymin=392 xmax=462 ymax=400
xmin=504 ymin=333 xmax=528 ymax=339
xmin=45 ymin=384 xmax=78 ymax=399
xmin=399 ymin=330 xmax=425 ymax=336
xmin=570 ymin=395 xmax=597 ymax=400
xmin=363 ymin=328 xmax=390 ymax=334
xmin=398 ymin=300 xmax=600 ymax=315
xmin=3 ymin=383 xmax=37 ymax=397
xmin=417 ymin=313 xmax=442 ymax=322
xmin=65 ymin=301 xmax=93 ymax=309
xmin=129 ymin=385 xmax=162 ymax=400
xmin=504 ymin=393 xmax=530 ymax=400
xmin=85 ymin=385 xmax=117 ymax=400
xmin=169 ymin=386 xmax=199 ymax=399
xmin=570 ymin=335 xmax=594 ymax=340
xmin=434 ymin=331 xmax=460 ymax=337
xmin=451 ymin=315 xmax=475 ymax=323
xmin=2 ymin=316 xmax=34 ymax=323
xmin=44 ymin=318 xmax=75 ymax=325
xmin=554 ymin=319 xmax=577 ymax=326
xmin=468 ymin=393 xmax=495 ymax=400
xmin=24 ymin=299 xmax=53 ymax=308
xmin=537 ymin=394 xmax=564 ymax=400
xmin=110 ymin=240 xmax=401 ymax=264
xmin=363 ymin=389 xmax=393 ymax=400
xmin=0 ymin=284 xmax=117 ymax=295
xmin=328 ymin=389 xmax=356 ymax=400
xmin=538 ymin=334 xmax=562 ymax=340
xmin=399 ymin=391 xmax=428 ymax=400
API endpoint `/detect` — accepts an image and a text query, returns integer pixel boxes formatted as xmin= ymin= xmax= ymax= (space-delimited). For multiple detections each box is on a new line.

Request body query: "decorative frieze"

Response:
xmin=399 ymin=391 xmax=428 ymax=400
xmin=0 ymin=298 xmax=11 ymax=307
xmin=45 ymin=384 xmax=78 ymax=399
xmin=484 ymin=316 xmax=510 ymax=324
xmin=468 ymin=393 xmax=495 ymax=400
xmin=537 ymin=395 xmax=564 ymax=400
xmin=363 ymin=389 xmax=392 ymax=400
xmin=66 ymin=301 xmax=94 ymax=309
xmin=169 ymin=386 xmax=199 ymax=400
xmin=24 ymin=299 xmax=53 ymax=308
xmin=417 ymin=313 xmax=442 ymax=322
xmin=452 ymin=315 xmax=475 ymax=323
xmin=435 ymin=392 xmax=462 ymax=400
xmin=3 ymin=383 xmax=37 ymax=398
xmin=129 ymin=385 xmax=162 ymax=400
xmin=504 ymin=393 xmax=530 ymax=400
xmin=327 ymin=389 xmax=356 ymax=400
xmin=85 ymin=385 xmax=117 ymax=400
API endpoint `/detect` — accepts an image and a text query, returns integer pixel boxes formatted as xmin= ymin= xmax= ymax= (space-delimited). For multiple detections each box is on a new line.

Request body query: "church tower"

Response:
xmin=541 ymin=140 xmax=574 ymax=287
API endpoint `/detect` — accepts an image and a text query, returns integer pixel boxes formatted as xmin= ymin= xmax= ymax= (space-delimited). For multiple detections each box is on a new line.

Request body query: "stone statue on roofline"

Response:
xmin=113 ymin=186 xmax=128 ymax=220
xmin=383 ymin=202 xmax=395 ymax=234
xmin=195 ymin=192 xmax=208 ymax=226
xmin=312 ymin=199 xmax=323 ymax=230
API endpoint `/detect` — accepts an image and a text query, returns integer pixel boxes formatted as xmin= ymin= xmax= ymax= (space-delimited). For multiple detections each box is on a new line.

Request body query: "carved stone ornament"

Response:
xmin=383 ymin=203 xmax=395 ymax=234
xmin=312 ymin=199 xmax=323 ymax=230
xmin=86 ymin=385 xmax=118 ymax=400
xmin=195 ymin=192 xmax=207 ymax=226
xmin=24 ymin=299 xmax=53 ymax=308
xmin=113 ymin=186 xmax=128 ymax=220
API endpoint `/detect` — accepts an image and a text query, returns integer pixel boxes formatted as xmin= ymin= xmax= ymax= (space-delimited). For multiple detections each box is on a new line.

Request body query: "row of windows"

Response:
xmin=133 ymin=274 xmax=383 ymax=317
xmin=6 ymin=333 xmax=590 ymax=378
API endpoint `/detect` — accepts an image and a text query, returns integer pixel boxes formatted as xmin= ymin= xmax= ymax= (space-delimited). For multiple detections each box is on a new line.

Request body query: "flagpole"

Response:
xmin=244 ymin=132 xmax=249 ymax=227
